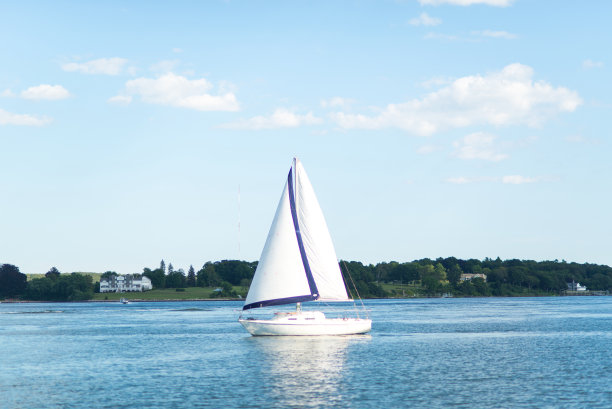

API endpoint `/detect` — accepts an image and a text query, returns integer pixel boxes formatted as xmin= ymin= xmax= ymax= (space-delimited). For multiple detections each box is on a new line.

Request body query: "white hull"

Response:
xmin=239 ymin=311 xmax=371 ymax=336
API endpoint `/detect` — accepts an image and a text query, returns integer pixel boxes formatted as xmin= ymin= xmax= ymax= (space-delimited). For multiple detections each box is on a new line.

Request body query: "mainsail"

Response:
xmin=243 ymin=158 xmax=349 ymax=310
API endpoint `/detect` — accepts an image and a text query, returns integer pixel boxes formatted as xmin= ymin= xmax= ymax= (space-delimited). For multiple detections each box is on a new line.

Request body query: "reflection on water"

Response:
xmin=2 ymin=299 xmax=611 ymax=409
xmin=250 ymin=336 xmax=370 ymax=408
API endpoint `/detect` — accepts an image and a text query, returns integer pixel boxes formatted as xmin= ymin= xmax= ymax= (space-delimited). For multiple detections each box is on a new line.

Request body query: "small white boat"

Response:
xmin=120 ymin=298 xmax=129 ymax=304
xmin=238 ymin=158 xmax=371 ymax=336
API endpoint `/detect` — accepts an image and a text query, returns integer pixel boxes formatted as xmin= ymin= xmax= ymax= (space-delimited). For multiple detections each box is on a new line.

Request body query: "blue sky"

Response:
xmin=1 ymin=0 xmax=610 ymax=275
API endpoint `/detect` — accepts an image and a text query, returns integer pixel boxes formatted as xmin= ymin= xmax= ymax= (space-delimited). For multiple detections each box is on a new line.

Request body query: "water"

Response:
xmin=1 ymin=297 xmax=611 ymax=409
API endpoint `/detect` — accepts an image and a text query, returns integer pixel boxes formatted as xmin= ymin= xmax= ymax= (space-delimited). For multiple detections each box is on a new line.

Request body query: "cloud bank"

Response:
xmin=0 ymin=109 xmax=51 ymax=126
xmin=62 ymin=58 xmax=128 ymax=75
xmin=21 ymin=85 xmax=70 ymax=100
xmin=115 ymin=73 xmax=239 ymax=112
xmin=409 ymin=12 xmax=442 ymax=26
xmin=453 ymin=132 xmax=507 ymax=161
xmin=582 ymin=59 xmax=604 ymax=69
xmin=331 ymin=63 xmax=581 ymax=136
xmin=473 ymin=30 xmax=517 ymax=39
xmin=446 ymin=175 xmax=540 ymax=184
xmin=222 ymin=108 xmax=322 ymax=130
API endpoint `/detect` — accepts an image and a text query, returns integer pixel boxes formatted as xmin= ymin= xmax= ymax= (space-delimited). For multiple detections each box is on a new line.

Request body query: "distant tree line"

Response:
xmin=0 ymin=265 xmax=93 ymax=301
xmin=344 ymin=257 xmax=612 ymax=297
xmin=142 ymin=259 xmax=258 ymax=298
xmin=2 ymin=257 xmax=612 ymax=301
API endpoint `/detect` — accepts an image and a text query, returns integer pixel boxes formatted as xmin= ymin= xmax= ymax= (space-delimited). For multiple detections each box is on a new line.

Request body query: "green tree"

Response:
xmin=391 ymin=263 xmax=419 ymax=283
xmin=25 ymin=277 xmax=54 ymax=300
xmin=0 ymin=264 xmax=27 ymax=298
xmin=165 ymin=270 xmax=186 ymax=288
xmin=210 ymin=281 xmax=237 ymax=298
xmin=197 ymin=262 xmax=221 ymax=287
xmin=447 ymin=264 xmax=463 ymax=287
xmin=101 ymin=271 xmax=118 ymax=281
xmin=25 ymin=273 xmax=93 ymax=301
xmin=471 ymin=277 xmax=490 ymax=295
xmin=434 ymin=263 xmax=447 ymax=281
xmin=160 ymin=259 xmax=166 ymax=274
xmin=422 ymin=275 xmax=441 ymax=294
xmin=187 ymin=265 xmax=196 ymax=287
xmin=212 ymin=260 xmax=256 ymax=286
xmin=457 ymin=280 xmax=476 ymax=296
xmin=143 ymin=268 xmax=165 ymax=289
xmin=45 ymin=267 xmax=61 ymax=280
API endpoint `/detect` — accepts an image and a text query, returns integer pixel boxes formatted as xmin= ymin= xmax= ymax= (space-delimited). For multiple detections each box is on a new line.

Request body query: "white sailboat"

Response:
xmin=238 ymin=158 xmax=371 ymax=336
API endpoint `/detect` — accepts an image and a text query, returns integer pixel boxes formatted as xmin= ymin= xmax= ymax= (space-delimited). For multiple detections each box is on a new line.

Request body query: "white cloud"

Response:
xmin=409 ymin=12 xmax=442 ymax=26
xmin=62 ymin=57 xmax=128 ymax=75
xmin=426 ymin=30 xmax=516 ymax=41
xmin=0 ymin=108 xmax=51 ymax=126
xmin=21 ymin=84 xmax=70 ymax=100
xmin=420 ymin=76 xmax=453 ymax=88
xmin=121 ymin=73 xmax=239 ymax=112
xmin=453 ymin=132 xmax=508 ymax=161
xmin=502 ymin=175 xmax=537 ymax=184
xmin=582 ymin=59 xmax=604 ymax=69
xmin=150 ymin=60 xmax=180 ymax=74
xmin=2 ymin=89 xmax=15 ymax=97
xmin=419 ymin=0 xmax=513 ymax=6
xmin=107 ymin=95 xmax=132 ymax=105
xmin=446 ymin=175 xmax=539 ymax=184
xmin=331 ymin=63 xmax=582 ymax=136
xmin=321 ymin=97 xmax=354 ymax=108
xmin=473 ymin=30 xmax=517 ymax=39
xmin=222 ymin=108 xmax=323 ymax=130
xmin=565 ymin=134 xmax=601 ymax=145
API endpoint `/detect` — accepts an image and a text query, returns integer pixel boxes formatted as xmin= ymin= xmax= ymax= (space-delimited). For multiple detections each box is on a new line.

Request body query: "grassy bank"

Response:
xmin=27 ymin=272 xmax=103 ymax=283
xmin=91 ymin=286 xmax=247 ymax=301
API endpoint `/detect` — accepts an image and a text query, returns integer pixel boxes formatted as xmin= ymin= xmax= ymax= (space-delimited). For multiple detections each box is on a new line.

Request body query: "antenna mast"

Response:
xmin=238 ymin=184 xmax=241 ymax=259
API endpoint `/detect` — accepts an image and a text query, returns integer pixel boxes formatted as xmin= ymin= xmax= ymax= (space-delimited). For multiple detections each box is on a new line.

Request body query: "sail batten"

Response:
xmin=243 ymin=158 xmax=349 ymax=311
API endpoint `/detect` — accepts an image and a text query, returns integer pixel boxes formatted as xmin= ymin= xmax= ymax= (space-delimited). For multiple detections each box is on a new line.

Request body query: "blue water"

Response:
xmin=1 ymin=297 xmax=611 ymax=409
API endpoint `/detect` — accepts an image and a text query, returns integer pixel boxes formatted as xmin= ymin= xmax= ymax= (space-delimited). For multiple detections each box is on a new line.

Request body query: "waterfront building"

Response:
xmin=99 ymin=275 xmax=153 ymax=293
xmin=566 ymin=281 xmax=587 ymax=291
xmin=460 ymin=273 xmax=488 ymax=282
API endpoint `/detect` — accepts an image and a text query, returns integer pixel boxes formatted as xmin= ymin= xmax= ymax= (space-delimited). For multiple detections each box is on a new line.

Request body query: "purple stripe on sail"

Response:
xmin=287 ymin=167 xmax=319 ymax=299
xmin=242 ymin=294 xmax=317 ymax=311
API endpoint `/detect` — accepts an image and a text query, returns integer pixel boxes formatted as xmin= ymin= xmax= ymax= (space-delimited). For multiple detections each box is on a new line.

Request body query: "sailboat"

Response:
xmin=238 ymin=158 xmax=371 ymax=336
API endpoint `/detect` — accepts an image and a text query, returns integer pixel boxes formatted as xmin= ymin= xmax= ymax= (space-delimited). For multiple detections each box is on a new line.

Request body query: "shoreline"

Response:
xmin=3 ymin=293 xmax=609 ymax=304
xmin=0 ymin=298 xmax=239 ymax=304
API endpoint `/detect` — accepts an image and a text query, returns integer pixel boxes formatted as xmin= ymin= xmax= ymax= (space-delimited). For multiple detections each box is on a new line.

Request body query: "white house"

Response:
xmin=99 ymin=275 xmax=153 ymax=293
xmin=567 ymin=281 xmax=587 ymax=291
xmin=460 ymin=273 xmax=487 ymax=282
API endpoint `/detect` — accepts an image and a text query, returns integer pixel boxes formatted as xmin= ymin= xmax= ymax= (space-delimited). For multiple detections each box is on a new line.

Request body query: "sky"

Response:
xmin=1 ymin=0 xmax=611 ymax=275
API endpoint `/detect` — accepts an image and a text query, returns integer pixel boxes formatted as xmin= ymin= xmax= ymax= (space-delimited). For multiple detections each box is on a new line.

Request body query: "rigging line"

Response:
xmin=342 ymin=261 xmax=369 ymax=320
xmin=338 ymin=262 xmax=360 ymax=319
